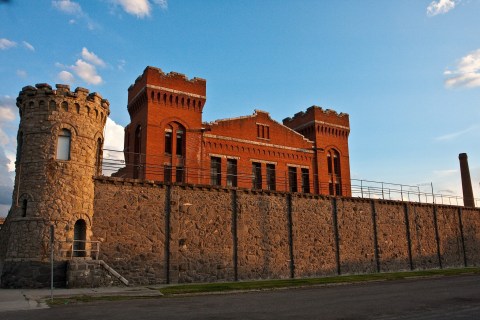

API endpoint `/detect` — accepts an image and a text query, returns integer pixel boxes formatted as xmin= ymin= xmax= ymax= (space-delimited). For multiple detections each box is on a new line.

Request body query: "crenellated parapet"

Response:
xmin=17 ymin=84 xmax=110 ymax=124
xmin=127 ymin=66 xmax=206 ymax=117
xmin=283 ymin=106 xmax=349 ymax=128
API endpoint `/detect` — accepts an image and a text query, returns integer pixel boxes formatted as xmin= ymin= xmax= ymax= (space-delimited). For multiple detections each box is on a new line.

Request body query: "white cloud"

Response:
xmin=444 ymin=49 xmax=480 ymax=88
xmin=0 ymin=38 xmax=17 ymax=50
xmin=52 ymin=0 xmax=98 ymax=30
xmin=22 ymin=41 xmax=35 ymax=51
xmin=103 ymin=117 xmax=125 ymax=175
xmin=52 ymin=0 xmax=82 ymax=15
xmin=57 ymin=70 xmax=75 ymax=84
xmin=112 ymin=0 xmax=168 ymax=18
xmin=70 ymin=59 xmax=103 ymax=85
xmin=435 ymin=125 xmax=478 ymax=141
xmin=81 ymin=47 xmax=106 ymax=67
xmin=16 ymin=70 xmax=27 ymax=78
xmin=0 ymin=106 xmax=16 ymax=123
xmin=427 ymin=0 xmax=457 ymax=16
xmin=153 ymin=0 xmax=168 ymax=10
xmin=117 ymin=59 xmax=126 ymax=71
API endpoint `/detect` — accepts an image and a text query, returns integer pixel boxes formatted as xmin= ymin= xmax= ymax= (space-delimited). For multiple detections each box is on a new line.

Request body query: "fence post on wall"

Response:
xmin=457 ymin=207 xmax=468 ymax=267
xmin=287 ymin=193 xmax=295 ymax=279
xmin=432 ymin=205 xmax=443 ymax=269
xmin=370 ymin=200 xmax=380 ymax=273
xmin=332 ymin=198 xmax=341 ymax=275
xmin=403 ymin=203 xmax=414 ymax=270
xmin=231 ymin=190 xmax=239 ymax=281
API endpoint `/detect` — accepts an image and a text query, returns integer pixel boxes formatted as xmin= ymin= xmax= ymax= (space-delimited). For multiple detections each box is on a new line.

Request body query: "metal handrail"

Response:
xmin=60 ymin=240 xmax=101 ymax=260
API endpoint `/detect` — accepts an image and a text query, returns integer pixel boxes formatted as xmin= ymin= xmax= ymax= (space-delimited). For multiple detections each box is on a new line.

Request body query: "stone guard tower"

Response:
xmin=0 ymin=84 xmax=109 ymax=288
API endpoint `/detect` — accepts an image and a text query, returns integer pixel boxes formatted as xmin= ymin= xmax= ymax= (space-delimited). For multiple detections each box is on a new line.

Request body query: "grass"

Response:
xmin=158 ymin=267 xmax=480 ymax=296
xmin=46 ymin=267 xmax=480 ymax=306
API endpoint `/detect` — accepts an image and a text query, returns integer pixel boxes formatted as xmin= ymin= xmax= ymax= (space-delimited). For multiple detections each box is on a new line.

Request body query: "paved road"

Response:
xmin=2 ymin=274 xmax=480 ymax=319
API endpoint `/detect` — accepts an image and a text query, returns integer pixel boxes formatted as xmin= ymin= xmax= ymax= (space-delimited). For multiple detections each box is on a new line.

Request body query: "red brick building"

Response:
xmin=121 ymin=66 xmax=351 ymax=196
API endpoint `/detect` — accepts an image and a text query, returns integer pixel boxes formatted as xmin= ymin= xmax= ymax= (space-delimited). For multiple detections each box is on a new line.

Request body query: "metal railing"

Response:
xmin=99 ymin=149 xmax=480 ymax=207
xmin=60 ymin=240 xmax=101 ymax=260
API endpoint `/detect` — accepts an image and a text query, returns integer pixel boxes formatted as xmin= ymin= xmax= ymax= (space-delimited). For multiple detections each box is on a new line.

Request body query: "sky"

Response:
xmin=0 ymin=0 xmax=479 ymax=216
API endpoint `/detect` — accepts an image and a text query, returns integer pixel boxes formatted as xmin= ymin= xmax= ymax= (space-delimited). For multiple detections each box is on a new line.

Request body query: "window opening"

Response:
xmin=227 ymin=159 xmax=237 ymax=187
xmin=176 ymin=130 xmax=184 ymax=156
xmin=176 ymin=166 xmax=184 ymax=183
xmin=288 ymin=166 xmax=298 ymax=192
xmin=21 ymin=199 xmax=27 ymax=217
xmin=301 ymin=168 xmax=310 ymax=193
xmin=252 ymin=162 xmax=262 ymax=189
xmin=57 ymin=129 xmax=71 ymax=160
xmin=164 ymin=165 xmax=172 ymax=183
xmin=210 ymin=157 xmax=221 ymax=186
xmin=266 ymin=164 xmax=276 ymax=191
xmin=165 ymin=130 xmax=172 ymax=154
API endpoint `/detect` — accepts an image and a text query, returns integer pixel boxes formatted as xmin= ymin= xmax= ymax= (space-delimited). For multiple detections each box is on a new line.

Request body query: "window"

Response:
xmin=165 ymin=130 xmax=172 ymax=154
xmin=164 ymin=165 xmax=172 ymax=183
xmin=176 ymin=166 xmax=184 ymax=183
xmin=256 ymin=124 xmax=270 ymax=139
xmin=210 ymin=157 xmax=221 ymax=186
xmin=227 ymin=159 xmax=237 ymax=187
xmin=56 ymin=129 xmax=71 ymax=160
xmin=21 ymin=199 xmax=27 ymax=217
xmin=327 ymin=149 xmax=341 ymax=196
xmin=176 ymin=130 xmax=184 ymax=156
xmin=266 ymin=164 xmax=276 ymax=191
xmin=252 ymin=162 xmax=262 ymax=189
xmin=301 ymin=168 xmax=310 ymax=193
xmin=335 ymin=181 xmax=342 ymax=196
xmin=327 ymin=153 xmax=332 ymax=174
xmin=288 ymin=166 xmax=298 ymax=192
xmin=333 ymin=152 xmax=341 ymax=176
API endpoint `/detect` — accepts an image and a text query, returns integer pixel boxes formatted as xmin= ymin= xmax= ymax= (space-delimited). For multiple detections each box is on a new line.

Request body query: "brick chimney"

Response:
xmin=459 ymin=153 xmax=475 ymax=207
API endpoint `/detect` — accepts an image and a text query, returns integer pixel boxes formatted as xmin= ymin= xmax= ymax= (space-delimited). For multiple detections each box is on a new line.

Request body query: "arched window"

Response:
xmin=57 ymin=129 xmax=71 ymax=160
xmin=21 ymin=199 xmax=28 ymax=217
xmin=61 ymin=101 xmax=68 ymax=112
xmin=73 ymin=219 xmax=87 ymax=257
xmin=326 ymin=149 xmax=341 ymax=196
xmin=176 ymin=129 xmax=184 ymax=156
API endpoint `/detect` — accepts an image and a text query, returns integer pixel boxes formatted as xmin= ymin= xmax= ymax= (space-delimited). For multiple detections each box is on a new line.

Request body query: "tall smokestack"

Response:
xmin=459 ymin=153 xmax=475 ymax=208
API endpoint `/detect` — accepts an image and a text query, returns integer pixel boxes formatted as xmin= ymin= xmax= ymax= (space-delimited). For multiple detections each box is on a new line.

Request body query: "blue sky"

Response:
xmin=1 ymin=0 xmax=479 ymax=216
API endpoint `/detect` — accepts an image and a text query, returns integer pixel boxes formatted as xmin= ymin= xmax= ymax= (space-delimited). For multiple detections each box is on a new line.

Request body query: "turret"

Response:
xmin=0 ymin=83 xmax=109 ymax=288
xmin=123 ymin=66 xmax=207 ymax=181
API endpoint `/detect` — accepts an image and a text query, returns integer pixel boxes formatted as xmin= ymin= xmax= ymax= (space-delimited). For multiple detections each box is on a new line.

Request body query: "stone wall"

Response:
xmin=461 ymin=208 xmax=480 ymax=266
xmin=375 ymin=201 xmax=410 ymax=272
xmin=88 ymin=178 xmax=480 ymax=286
xmin=337 ymin=199 xmax=377 ymax=274
xmin=237 ymin=191 xmax=291 ymax=280
xmin=171 ymin=186 xmax=235 ymax=283
xmin=92 ymin=178 xmax=167 ymax=285
xmin=291 ymin=195 xmax=337 ymax=277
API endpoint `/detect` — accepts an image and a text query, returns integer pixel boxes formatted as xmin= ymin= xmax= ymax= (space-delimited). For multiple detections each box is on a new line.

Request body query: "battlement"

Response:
xmin=128 ymin=66 xmax=206 ymax=104
xmin=283 ymin=105 xmax=349 ymax=129
xmin=17 ymin=83 xmax=110 ymax=115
